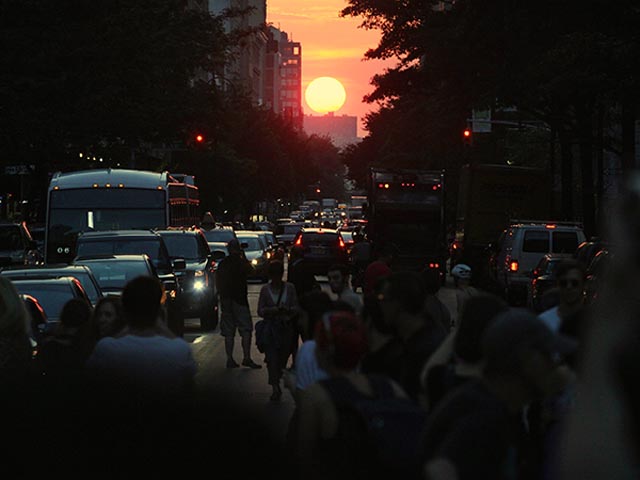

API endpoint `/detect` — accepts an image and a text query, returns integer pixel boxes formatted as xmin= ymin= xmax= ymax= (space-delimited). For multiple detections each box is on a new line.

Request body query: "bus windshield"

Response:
xmin=46 ymin=188 xmax=166 ymax=264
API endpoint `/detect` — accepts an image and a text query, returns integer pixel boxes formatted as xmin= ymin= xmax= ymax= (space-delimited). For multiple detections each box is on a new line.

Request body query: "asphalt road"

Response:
xmin=183 ymin=273 xmax=459 ymax=443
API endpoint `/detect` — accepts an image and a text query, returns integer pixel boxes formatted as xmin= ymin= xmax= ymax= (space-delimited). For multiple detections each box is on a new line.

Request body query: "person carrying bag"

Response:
xmin=257 ymin=260 xmax=300 ymax=401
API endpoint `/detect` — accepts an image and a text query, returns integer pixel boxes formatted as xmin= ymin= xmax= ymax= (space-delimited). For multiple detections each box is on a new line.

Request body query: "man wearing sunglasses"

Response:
xmin=538 ymin=259 xmax=587 ymax=337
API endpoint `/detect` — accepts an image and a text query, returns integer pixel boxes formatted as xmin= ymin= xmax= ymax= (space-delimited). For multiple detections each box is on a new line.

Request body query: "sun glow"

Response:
xmin=305 ymin=77 xmax=347 ymax=114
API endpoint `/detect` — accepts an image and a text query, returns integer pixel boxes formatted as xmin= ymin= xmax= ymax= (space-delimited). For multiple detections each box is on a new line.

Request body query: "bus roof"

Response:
xmin=49 ymin=169 xmax=170 ymax=190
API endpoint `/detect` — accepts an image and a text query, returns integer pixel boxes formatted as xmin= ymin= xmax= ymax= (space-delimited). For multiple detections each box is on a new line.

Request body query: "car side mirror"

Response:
xmin=172 ymin=258 xmax=186 ymax=271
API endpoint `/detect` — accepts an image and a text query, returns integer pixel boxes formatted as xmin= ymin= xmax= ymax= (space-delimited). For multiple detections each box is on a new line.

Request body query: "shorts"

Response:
xmin=220 ymin=297 xmax=253 ymax=338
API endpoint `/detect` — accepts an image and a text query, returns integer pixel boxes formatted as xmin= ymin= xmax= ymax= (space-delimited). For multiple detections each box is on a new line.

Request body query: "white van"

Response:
xmin=493 ymin=221 xmax=586 ymax=304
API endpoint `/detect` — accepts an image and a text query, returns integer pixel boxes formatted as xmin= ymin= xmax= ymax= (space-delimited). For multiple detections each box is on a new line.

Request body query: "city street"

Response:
xmin=183 ymin=273 xmax=459 ymax=443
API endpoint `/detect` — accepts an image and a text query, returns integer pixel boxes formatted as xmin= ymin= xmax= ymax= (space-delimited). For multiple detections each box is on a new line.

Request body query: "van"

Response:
xmin=492 ymin=221 xmax=586 ymax=305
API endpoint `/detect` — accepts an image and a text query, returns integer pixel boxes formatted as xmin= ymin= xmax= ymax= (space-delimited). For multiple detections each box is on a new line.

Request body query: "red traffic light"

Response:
xmin=463 ymin=129 xmax=471 ymax=138
xmin=195 ymin=134 xmax=204 ymax=143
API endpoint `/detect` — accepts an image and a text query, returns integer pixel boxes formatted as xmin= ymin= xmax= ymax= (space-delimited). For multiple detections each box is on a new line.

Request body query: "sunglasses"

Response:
xmin=558 ymin=278 xmax=582 ymax=288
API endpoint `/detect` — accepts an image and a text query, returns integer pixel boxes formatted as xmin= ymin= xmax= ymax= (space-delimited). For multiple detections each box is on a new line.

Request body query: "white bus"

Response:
xmin=45 ymin=168 xmax=200 ymax=264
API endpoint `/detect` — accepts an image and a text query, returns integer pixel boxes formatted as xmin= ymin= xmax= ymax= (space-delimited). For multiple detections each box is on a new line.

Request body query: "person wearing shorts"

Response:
xmin=216 ymin=239 xmax=261 ymax=369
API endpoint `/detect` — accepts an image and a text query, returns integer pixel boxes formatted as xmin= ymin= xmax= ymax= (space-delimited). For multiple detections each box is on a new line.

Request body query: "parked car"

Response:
xmin=1 ymin=264 xmax=104 ymax=307
xmin=492 ymin=221 xmax=586 ymax=305
xmin=10 ymin=276 xmax=92 ymax=336
xmin=291 ymin=227 xmax=350 ymax=276
xmin=74 ymin=230 xmax=184 ymax=335
xmin=584 ymin=248 xmax=613 ymax=304
xmin=526 ymin=253 xmax=573 ymax=312
xmin=0 ymin=221 xmax=43 ymax=267
xmin=275 ymin=222 xmax=307 ymax=250
xmin=73 ymin=254 xmax=158 ymax=296
xmin=235 ymin=230 xmax=271 ymax=282
xmin=156 ymin=228 xmax=219 ymax=331
xmin=574 ymin=239 xmax=608 ymax=269
xmin=201 ymin=226 xmax=237 ymax=246
xmin=21 ymin=293 xmax=49 ymax=351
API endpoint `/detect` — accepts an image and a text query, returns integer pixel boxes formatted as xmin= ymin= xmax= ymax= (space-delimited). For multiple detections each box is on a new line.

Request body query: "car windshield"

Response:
xmin=76 ymin=239 xmax=169 ymax=270
xmin=239 ymin=237 xmax=262 ymax=251
xmin=161 ymin=235 xmax=200 ymax=260
xmin=203 ymin=229 xmax=235 ymax=242
xmin=283 ymin=225 xmax=302 ymax=235
xmin=11 ymin=283 xmax=73 ymax=321
xmin=77 ymin=260 xmax=152 ymax=290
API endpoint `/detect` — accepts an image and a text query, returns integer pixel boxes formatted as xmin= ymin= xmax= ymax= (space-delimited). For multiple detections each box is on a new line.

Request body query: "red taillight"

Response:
xmin=338 ymin=237 xmax=345 ymax=249
xmin=428 ymin=262 xmax=440 ymax=269
xmin=509 ymin=260 xmax=519 ymax=272
xmin=545 ymin=224 xmax=556 ymax=229
xmin=294 ymin=236 xmax=302 ymax=247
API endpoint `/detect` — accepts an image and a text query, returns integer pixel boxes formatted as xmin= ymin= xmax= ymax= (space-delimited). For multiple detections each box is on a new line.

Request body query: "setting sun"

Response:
xmin=305 ymin=77 xmax=347 ymax=114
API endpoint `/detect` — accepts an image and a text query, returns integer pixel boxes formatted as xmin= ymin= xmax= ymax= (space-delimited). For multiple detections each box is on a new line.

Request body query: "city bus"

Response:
xmin=45 ymin=168 xmax=200 ymax=264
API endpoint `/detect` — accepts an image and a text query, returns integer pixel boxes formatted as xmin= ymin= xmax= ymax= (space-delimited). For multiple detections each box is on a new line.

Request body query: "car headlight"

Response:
xmin=251 ymin=258 xmax=259 ymax=266
xmin=193 ymin=280 xmax=205 ymax=291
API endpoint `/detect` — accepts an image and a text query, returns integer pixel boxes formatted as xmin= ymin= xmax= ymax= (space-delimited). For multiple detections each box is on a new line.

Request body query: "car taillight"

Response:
xmin=294 ymin=236 xmax=302 ymax=247
xmin=509 ymin=260 xmax=519 ymax=272
xmin=428 ymin=262 xmax=440 ymax=269
xmin=338 ymin=237 xmax=345 ymax=249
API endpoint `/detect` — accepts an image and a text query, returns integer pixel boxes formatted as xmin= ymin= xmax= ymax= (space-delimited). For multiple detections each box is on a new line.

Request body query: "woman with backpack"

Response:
xmin=295 ymin=309 xmax=423 ymax=480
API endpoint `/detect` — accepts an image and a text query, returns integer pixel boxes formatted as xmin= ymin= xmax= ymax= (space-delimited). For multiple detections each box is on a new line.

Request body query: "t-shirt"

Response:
xmin=216 ymin=254 xmax=250 ymax=305
xmin=363 ymin=260 xmax=392 ymax=298
xmin=294 ymin=340 xmax=329 ymax=390
xmin=422 ymin=380 xmax=523 ymax=480
xmin=337 ymin=288 xmax=363 ymax=316
xmin=538 ymin=307 xmax=561 ymax=332
xmin=85 ymin=334 xmax=197 ymax=398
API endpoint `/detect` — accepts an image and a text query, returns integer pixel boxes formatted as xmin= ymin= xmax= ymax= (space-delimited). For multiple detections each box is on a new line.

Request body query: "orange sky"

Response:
xmin=267 ymin=0 xmax=396 ymax=137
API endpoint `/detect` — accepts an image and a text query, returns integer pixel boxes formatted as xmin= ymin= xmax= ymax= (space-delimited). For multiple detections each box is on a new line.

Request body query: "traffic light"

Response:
xmin=463 ymin=127 xmax=473 ymax=146
xmin=195 ymin=133 xmax=205 ymax=144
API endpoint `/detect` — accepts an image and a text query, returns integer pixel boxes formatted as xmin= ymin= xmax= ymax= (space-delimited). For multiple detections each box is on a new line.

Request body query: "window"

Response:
xmin=552 ymin=231 xmax=579 ymax=254
xmin=522 ymin=231 xmax=549 ymax=253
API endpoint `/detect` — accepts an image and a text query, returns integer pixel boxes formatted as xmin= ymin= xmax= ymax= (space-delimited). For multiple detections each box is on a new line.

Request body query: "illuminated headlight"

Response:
xmin=193 ymin=280 xmax=205 ymax=291
xmin=251 ymin=259 xmax=259 ymax=266
xmin=265 ymin=251 xmax=272 ymax=259
xmin=194 ymin=270 xmax=205 ymax=277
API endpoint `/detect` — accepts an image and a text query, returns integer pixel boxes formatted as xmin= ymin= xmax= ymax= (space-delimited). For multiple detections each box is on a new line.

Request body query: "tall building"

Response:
xmin=265 ymin=26 xmax=303 ymax=130
xmin=304 ymin=113 xmax=360 ymax=149
xmin=209 ymin=0 xmax=268 ymax=105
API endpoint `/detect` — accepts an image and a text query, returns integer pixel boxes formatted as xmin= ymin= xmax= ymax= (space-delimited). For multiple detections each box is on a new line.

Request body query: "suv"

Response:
xmin=492 ymin=221 xmax=586 ymax=305
xmin=0 ymin=221 xmax=42 ymax=267
xmin=156 ymin=228 xmax=218 ymax=331
xmin=74 ymin=230 xmax=185 ymax=335
xmin=291 ymin=227 xmax=349 ymax=276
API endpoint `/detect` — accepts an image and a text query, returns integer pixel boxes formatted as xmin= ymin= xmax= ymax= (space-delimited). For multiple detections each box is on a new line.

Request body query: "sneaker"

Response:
xmin=226 ymin=358 xmax=239 ymax=369
xmin=242 ymin=359 xmax=262 ymax=369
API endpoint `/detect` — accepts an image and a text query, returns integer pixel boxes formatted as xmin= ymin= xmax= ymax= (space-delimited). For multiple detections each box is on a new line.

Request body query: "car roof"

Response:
xmin=300 ymin=227 xmax=340 ymax=234
xmin=74 ymin=254 xmax=152 ymax=262
xmin=78 ymin=230 xmax=161 ymax=238
xmin=156 ymin=228 xmax=202 ymax=236
xmin=9 ymin=276 xmax=82 ymax=285
xmin=235 ymin=231 xmax=261 ymax=237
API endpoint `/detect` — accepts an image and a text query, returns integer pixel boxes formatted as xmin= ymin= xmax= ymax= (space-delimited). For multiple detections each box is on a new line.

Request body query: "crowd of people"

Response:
xmin=0 ymin=224 xmax=637 ymax=478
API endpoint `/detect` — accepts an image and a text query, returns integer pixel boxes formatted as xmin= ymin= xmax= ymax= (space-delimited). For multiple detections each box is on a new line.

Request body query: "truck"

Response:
xmin=366 ymin=166 xmax=447 ymax=281
xmin=452 ymin=163 xmax=552 ymax=276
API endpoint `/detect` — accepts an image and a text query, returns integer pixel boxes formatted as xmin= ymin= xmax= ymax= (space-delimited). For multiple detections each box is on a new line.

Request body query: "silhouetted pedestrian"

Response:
xmin=92 ymin=296 xmax=125 ymax=339
xmin=257 ymin=260 xmax=300 ymax=401
xmin=216 ymin=238 xmax=261 ymax=369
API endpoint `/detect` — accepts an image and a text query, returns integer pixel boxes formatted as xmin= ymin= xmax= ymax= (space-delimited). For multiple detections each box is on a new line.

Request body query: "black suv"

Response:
xmin=74 ymin=230 xmax=185 ymax=335
xmin=291 ymin=227 xmax=349 ymax=276
xmin=0 ymin=221 xmax=43 ymax=267
xmin=156 ymin=228 xmax=218 ymax=331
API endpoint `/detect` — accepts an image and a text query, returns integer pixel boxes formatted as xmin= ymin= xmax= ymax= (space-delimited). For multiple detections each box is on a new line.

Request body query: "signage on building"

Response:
xmin=4 ymin=164 xmax=35 ymax=175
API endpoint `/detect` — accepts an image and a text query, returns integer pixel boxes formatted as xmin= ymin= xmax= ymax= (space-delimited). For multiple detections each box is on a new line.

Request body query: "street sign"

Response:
xmin=472 ymin=109 xmax=492 ymax=133
xmin=4 ymin=164 xmax=35 ymax=175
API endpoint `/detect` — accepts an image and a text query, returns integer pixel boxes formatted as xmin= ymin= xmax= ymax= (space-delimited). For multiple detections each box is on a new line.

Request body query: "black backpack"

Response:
xmin=320 ymin=374 xmax=427 ymax=479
